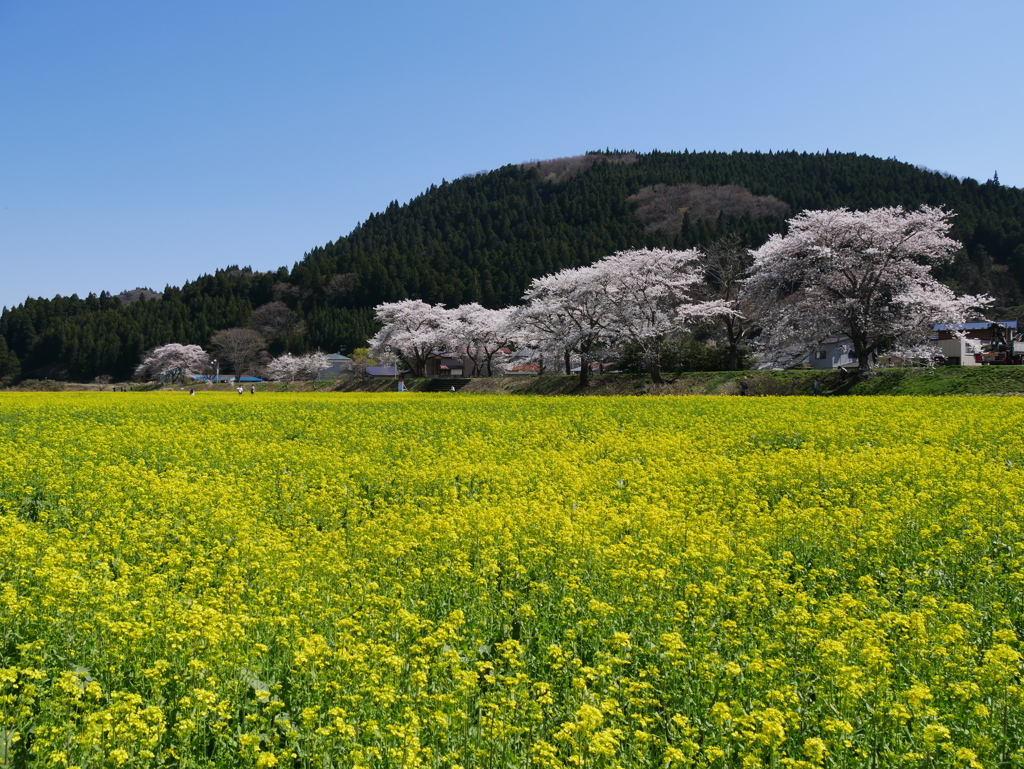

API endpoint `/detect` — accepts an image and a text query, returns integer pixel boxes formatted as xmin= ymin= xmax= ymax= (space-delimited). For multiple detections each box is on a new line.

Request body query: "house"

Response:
xmin=931 ymin=320 xmax=1022 ymax=365
xmin=792 ymin=322 xmax=1021 ymax=369
xmin=931 ymin=320 xmax=1018 ymax=341
xmin=928 ymin=334 xmax=982 ymax=366
xmin=802 ymin=338 xmax=861 ymax=370
xmin=316 ymin=353 xmax=354 ymax=379
xmin=365 ymin=365 xmax=399 ymax=378
xmin=423 ymin=352 xmax=468 ymax=378
xmin=423 ymin=352 xmax=487 ymax=378
xmin=505 ymin=361 xmax=541 ymax=375
xmin=505 ymin=350 xmax=540 ymax=376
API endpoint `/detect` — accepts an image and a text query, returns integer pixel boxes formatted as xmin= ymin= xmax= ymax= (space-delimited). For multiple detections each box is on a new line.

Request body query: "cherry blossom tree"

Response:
xmin=590 ymin=248 xmax=736 ymax=383
xmin=368 ymin=300 xmax=451 ymax=377
xmin=514 ymin=249 xmax=735 ymax=385
xmin=265 ymin=353 xmax=300 ymax=382
xmin=448 ymin=304 xmax=514 ymax=376
xmin=296 ymin=351 xmax=331 ymax=380
xmin=698 ymin=236 xmax=756 ymax=370
xmin=134 ymin=343 xmax=209 ymax=382
xmin=516 ymin=265 xmax=608 ymax=386
xmin=507 ymin=303 xmax=574 ymax=377
xmin=265 ymin=351 xmax=331 ymax=382
xmin=744 ymin=206 xmax=991 ymax=371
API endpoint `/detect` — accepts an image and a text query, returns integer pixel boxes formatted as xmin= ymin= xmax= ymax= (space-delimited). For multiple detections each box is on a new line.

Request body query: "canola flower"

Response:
xmin=0 ymin=392 xmax=1023 ymax=768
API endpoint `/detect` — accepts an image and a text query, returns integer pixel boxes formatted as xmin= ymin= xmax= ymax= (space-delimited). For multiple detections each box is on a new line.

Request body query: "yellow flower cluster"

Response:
xmin=1 ymin=392 xmax=1023 ymax=767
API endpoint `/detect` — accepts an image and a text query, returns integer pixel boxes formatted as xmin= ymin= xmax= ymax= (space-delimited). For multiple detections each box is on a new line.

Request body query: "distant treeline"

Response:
xmin=3 ymin=149 xmax=1023 ymax=382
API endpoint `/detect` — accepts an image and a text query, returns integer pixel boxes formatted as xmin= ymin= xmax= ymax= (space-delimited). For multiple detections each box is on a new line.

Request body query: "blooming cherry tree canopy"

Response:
xmin=448 ymin=304 xmax=514 ymax=376
xmin=296 ymin=351 xmax=331 ymax=380
xmin=265 ymin=351 xmax=331 ymax=382
xmin=368 ymin=300 xmax=452 ymax=377
xmin=515 ymin=264 xmax=609 ymax=384
xmin=514 ymin=248 xmax=734 ymax=383
xmin=743 ymin=206 xmax=991 ymax=370
xmin=134 ymin=343 xmax=209 ymax=382
xmin=589 ymin=248 xmax=735 ymax=382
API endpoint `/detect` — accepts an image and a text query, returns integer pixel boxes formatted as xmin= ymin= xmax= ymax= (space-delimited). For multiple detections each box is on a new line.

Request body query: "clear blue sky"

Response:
xmin=2 ymin=0 xmax=1022 ymax=311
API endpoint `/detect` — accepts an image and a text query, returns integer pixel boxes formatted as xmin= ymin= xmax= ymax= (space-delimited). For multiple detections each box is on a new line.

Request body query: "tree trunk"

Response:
xmin=577 ymin=342 xmax=591 ymax=387
xmin=647 ymin=358 xmax=664 ymax=384
xmin=853 ymin=338 xmax=872 ymax=373
xmin=564 ymin=349 xmax=571 ymax=376
xmin=728 ymin=343 xmax=740 ymax=371
xmin=484 ymin=348 xmax=498 ymax=377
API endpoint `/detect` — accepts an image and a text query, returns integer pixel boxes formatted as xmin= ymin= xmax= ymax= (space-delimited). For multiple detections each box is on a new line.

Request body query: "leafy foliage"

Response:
xmin=615 ymin=337 xmax=745 ymax=375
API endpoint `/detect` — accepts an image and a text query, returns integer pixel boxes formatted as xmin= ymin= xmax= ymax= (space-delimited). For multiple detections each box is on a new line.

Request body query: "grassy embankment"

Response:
xmin=9 ymin=366 xmax=1024 ymax=395
xmin=243 ymin=367 xmax=1024 ymax=396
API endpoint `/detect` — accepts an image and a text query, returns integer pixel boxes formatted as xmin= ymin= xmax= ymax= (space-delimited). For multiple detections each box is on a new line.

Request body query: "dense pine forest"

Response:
xmin=2 ymin=149 xmax=1023 ymax=382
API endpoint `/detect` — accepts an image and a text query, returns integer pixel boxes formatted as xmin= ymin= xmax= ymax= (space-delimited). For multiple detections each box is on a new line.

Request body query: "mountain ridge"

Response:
xmin=3 ymin=149 xmax=1023 ymax=382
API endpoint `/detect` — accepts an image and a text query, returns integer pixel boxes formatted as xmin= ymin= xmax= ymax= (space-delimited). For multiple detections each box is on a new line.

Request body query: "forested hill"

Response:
xmin=3 ymin=150 xmax=1024 ymax=382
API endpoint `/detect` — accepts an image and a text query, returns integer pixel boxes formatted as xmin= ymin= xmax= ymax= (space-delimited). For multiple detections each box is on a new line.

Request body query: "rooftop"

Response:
xmin=933 ymin=320 xmax=1018 ymax=331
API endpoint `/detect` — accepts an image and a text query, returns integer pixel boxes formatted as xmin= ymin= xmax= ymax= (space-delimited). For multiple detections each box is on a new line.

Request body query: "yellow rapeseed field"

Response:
xmin=1 ymin=392 xmax=1023 ymax=769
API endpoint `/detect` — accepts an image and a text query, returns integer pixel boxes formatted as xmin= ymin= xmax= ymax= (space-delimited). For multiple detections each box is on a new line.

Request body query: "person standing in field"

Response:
xmin=250 ymin=384 xmax=255 ymax=395
xmin=237 ymin=385 xmax=243 ymax=395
